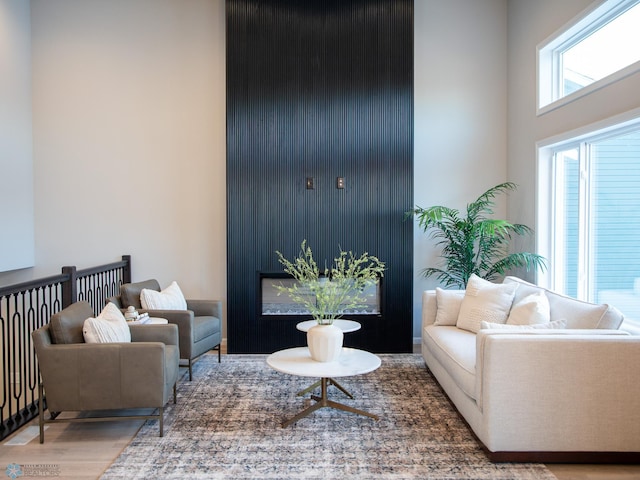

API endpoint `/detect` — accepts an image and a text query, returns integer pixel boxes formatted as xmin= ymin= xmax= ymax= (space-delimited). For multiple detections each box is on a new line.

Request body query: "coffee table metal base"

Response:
xmin=296 ymin=377 xmax=353 ymax=399
xmin=283 ymin=377 xmax=379 ymax=428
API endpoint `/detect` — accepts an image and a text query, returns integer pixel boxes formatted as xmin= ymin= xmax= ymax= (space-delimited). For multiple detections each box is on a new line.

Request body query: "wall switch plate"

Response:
xmin=306 ymin=177 xmax=314 ymax=189
xmin=337 ymin=177 xmax=345 ymax=189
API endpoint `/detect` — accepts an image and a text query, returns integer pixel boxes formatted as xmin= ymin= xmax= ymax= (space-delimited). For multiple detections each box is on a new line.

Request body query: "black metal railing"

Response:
xmin=0 ymin=255 xmax=131 ymax=441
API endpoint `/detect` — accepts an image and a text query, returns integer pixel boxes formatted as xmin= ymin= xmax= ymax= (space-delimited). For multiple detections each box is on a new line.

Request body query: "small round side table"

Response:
xmin=295 ymin=319 xmax=362 ymax=398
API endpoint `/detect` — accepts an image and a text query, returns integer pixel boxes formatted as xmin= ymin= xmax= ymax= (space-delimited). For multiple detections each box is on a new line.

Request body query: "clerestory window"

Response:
xmin=538 ymin=0 xmax=640 ymax=113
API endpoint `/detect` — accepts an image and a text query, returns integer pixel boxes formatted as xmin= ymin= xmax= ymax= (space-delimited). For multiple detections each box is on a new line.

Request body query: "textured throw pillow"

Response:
xmin=456 ymin=274 xmax=518 ymax=333
xmin=434 ymin=288 xmax=465 ymax=326
xmin=83 ymin=302 xmax=132 ymax=343
xmin=140 ymin=281 xmax=188 ymax=310
xmin=480 ymin=319 xmax=567 ymax=330
xmin=506 ymin=291 xmax=550 ymax=325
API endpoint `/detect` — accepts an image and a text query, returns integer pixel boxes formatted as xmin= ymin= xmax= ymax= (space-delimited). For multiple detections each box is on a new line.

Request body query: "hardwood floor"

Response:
xmin=1 ymin=351 xmax=638 ymax=479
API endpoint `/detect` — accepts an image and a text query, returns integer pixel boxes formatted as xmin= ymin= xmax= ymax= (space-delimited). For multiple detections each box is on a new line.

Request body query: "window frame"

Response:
xmin=537 ymin=0 xmax=640 ymax=115
xmin=536 ymin=107 xmax=640 ymax=295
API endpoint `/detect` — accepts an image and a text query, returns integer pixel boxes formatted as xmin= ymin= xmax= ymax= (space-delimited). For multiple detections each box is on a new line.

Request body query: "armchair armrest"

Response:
xmin=135 ymin=310 xmax=194 ymax=358
xmin=130 ymin=323 xmax=178 ymax=345
xmin=36 ymin=342 xmax=169 ymax=412
xmin=138 ymin=309 xmax=194 ymax=333
xmin=186 ymin=299 xmax=222 ymax=318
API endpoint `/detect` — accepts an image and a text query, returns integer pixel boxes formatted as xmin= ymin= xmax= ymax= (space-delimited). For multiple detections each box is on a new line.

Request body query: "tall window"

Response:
xmin=538 ymin=115 xmax=640 ymax=326
xmin=538 ymin=0 xmax=640 ymax=112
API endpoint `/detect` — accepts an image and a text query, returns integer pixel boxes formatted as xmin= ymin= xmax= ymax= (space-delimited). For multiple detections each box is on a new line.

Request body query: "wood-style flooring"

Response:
xmin=1 ymin=351 xmax=638 ymax=479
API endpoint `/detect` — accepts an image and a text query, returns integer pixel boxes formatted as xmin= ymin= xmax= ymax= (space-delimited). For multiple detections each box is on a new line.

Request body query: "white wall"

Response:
xmin=0 ymin=0 xmax=34 ymax=273
xmin=412 ymin=0 xmax=508 ymax=338
xmin=26 ymin=0 xmax=227 ymax=326
xmin=507 ymin=0 xmax=640 ymax=259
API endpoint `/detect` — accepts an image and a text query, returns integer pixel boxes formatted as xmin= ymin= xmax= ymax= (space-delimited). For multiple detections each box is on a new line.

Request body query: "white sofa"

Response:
xmin=421 ymin=275 xmax=640 ymax=462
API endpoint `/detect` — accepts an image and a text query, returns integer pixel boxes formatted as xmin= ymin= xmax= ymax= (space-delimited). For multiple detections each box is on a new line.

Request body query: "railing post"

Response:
xmin=61 ymin=266 xmax=77 ymax=308
xmin=122 ymin=255 xmax=131 ymax=284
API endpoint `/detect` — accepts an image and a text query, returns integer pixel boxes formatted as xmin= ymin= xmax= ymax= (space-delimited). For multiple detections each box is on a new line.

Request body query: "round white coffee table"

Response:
xmin=266 ymin=347 xmax=381 ymax=427
xmin=295 ymin=320 xmax=362 ymax=398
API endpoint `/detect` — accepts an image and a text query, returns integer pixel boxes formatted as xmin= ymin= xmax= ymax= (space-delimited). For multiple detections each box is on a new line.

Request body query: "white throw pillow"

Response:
xmin=434 ymin=288 xmax=465 ymax=326
xmin=456 ymin=274 xmax=518 ymax=333
xmin=140 ymin=281 xmax=188 ymax=310
xmin=480 ymin=319 xmax=567 ymax=330
xmin=83 ymin=302 xmax=132 ymax=343
xmin=506 ymin=291 xmax=550 ymax=325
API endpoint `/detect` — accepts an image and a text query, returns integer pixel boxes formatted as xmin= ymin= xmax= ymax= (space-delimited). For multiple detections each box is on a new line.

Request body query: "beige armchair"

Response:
xmin=111 ymin=279 xmax=222 ymax=380
xmin=32 ymin=301 xmax=180 ymax=443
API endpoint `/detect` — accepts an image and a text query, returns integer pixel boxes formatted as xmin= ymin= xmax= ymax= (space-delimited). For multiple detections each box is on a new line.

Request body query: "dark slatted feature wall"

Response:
xmin=226 ymin=0 xmax=413 ymax=354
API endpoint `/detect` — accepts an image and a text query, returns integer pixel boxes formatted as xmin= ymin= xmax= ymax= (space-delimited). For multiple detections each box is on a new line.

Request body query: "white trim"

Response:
xmin=538 ymin=60 xmax=640 ymax=115
xmin=537 ymin=106 xmax=640 ymax=149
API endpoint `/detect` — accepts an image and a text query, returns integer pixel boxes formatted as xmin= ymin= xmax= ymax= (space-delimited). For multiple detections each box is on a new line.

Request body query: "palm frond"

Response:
xmin=412 ymin=182 xmax=546 ymax=287
xmin=485 ymin=253 xmax=547 ymax=279
xmin=466 ymin=182 xmax=518 ymax=219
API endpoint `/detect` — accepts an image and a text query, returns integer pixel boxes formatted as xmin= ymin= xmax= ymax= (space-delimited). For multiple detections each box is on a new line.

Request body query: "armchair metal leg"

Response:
xmin=159 ymin=406 xmax=164 ymax=437
xmin=38 ymin=383 xmax=45 ymax=444
xmin=188 ymin=359 xmax=193 ymax=381
xmin=173 ymin=383 xmax=177 ymax=404
xmin=218 ymin=344 xmax=221 ymax=363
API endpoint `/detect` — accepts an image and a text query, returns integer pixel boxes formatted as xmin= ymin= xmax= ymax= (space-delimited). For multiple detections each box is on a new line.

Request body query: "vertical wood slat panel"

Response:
xmin=227 ymin=0 xmax=413 ymax=353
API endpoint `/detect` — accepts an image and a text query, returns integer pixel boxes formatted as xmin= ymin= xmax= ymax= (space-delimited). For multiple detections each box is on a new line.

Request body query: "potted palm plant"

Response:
xmin=409 ymin=182 xmax=546 ymax=288
xmin=275 ymin=240 xmax=385 ymax=361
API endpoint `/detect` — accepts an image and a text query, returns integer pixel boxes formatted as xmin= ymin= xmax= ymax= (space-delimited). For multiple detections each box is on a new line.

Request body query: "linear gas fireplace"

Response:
xmin=259 ymin=273 xmax=382 ymax=318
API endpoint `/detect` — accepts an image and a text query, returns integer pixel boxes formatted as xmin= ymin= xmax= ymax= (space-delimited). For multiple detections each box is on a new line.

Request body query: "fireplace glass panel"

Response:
xmin=261 ymin=277 xmax=381 ymax=316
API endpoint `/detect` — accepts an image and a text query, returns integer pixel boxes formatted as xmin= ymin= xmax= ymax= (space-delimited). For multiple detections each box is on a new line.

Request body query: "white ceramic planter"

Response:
xmin=307 ymin=323 xmax=344 ymax=362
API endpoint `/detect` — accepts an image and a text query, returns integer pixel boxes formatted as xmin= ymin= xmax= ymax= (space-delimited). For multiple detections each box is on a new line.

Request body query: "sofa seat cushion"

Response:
xmin=481 ymin=319 xmax=567 ymax=330
xmin=503 ymin=276 xmax=623 ymax=329
xmin=193 ymin=315 xmax=221 ymax=343
xmin=423 ymin=325 xmax=477 ymax=400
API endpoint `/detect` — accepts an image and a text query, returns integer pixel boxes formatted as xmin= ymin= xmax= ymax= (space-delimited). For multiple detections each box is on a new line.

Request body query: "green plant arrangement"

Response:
xmin=275 ymin=240 xmax=386 ymax=324
xmin=408 ymin=182 xmax=546 ymax=288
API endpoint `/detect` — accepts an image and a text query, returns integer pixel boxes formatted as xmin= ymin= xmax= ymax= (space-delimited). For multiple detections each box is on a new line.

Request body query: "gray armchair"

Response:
xmin=111 ymin=279 xmax=222 ymax=380
xmin=32 ymin=301 xmax=180 ymax=443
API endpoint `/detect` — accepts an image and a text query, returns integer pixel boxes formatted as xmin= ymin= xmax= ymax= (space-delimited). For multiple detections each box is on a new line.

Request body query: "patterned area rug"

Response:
xmin=102 ymin=354 xmax=556 ymax=480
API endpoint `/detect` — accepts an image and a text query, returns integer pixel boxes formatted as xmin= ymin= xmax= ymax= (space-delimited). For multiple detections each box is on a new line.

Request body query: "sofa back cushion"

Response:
xmin=503 ymin=276 xmax=623 ymax=329
xmin=49 ymin=301 xmax=94 ymax=344
xmin=120 ymin=279 xmax=161 ymax=309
